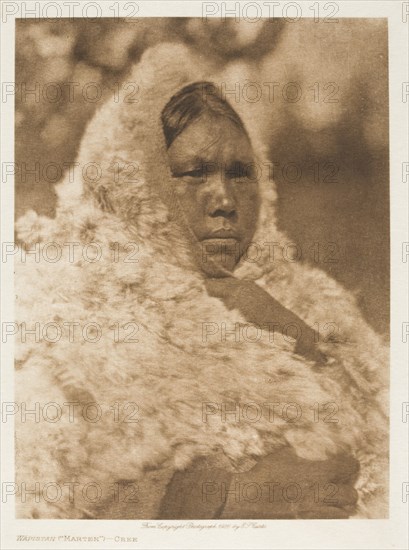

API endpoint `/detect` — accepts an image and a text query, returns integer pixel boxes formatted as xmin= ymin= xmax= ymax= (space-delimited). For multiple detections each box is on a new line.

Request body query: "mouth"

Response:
xmin=200 ymin=232 xmax=241 ymax=258
xmin=201 ymin=237 xmax=239 ymax=248
xmin=204 ymin=228 xmax=240 ymax=240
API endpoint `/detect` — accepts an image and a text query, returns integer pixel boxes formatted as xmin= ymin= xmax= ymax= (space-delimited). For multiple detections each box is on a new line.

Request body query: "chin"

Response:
xmin=199 ymin=257 xmax=237 ymax=278
xmin=198 ymin=239 xmax=242 ymax=277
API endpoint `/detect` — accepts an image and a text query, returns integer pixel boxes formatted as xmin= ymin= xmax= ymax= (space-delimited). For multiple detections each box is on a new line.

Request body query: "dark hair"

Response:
xmin=161 ymin=81 xmax=248 ymax=149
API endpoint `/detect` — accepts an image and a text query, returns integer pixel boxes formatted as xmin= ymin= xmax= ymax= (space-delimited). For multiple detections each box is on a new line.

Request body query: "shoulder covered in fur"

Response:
xmin=14 ymin=42 xmax=388 ymax=519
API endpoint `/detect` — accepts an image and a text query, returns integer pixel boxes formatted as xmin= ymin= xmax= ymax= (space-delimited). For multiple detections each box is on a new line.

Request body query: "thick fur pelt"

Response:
xmin=15 ymin=43 xmax=388 ymax=519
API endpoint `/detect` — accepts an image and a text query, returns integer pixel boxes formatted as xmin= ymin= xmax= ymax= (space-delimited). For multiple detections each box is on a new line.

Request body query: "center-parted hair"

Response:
xmin=161 ymin=81 xmax=248 ymax=149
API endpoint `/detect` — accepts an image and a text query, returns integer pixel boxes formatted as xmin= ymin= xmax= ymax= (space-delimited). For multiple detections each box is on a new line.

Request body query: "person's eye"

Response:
xmin=231 ymin=168 xmax=245 ymax=179
xmin=172 ymin=168 xmax=206 ymax=182
xmin=245 ymin=166 xmax=257 ymax=181
xmin=183 ymin=169 xmax=204 ymax=178
xmin=226 ymin=163 xmax=255 ymax=181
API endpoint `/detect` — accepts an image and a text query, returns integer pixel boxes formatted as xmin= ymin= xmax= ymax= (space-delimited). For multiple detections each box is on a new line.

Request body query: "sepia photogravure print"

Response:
xmin=0 ymin=3 xmax=406 ymax=545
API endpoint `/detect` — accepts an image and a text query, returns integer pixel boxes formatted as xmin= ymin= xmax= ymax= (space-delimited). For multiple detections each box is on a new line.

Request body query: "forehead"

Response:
xmin=167 ymin=115 xmax=253 ymax=164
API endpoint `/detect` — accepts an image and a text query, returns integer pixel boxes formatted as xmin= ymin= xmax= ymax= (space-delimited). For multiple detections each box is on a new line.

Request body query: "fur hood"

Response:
xmin=15 ymin=43 xmax=388 ymax=519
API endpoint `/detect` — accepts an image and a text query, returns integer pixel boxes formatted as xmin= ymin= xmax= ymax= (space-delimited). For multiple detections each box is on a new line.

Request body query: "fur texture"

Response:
xmin=15 ymin=43 xmax=388 ymax=519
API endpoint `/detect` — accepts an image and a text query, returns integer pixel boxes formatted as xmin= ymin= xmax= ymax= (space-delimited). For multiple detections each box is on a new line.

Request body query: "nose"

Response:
xmin=206 ymin=176 xmax=237 ymax=220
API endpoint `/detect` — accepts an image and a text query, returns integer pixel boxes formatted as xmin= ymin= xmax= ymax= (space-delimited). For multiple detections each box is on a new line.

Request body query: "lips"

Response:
xmin=204 ymin=228 xmax=239 ymax=240
xmin=200 ymin=230 xmax=240 ymax=257
xmin=202 ymin=238 xmax=239 ymax=249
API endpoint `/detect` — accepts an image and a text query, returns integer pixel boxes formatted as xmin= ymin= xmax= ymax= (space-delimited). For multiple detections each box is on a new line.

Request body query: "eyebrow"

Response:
xmin=170 ymin=159 xmax=255 ymax=178
xmin=170 ymin=155 xmax=213 ymax=170
xmin=169 ymin=135 xmax=222 ymax=164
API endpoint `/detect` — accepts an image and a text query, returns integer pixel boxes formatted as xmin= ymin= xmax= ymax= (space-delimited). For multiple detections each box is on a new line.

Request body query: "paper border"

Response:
xmin=1 ymin=2 xmax=408 ymax=548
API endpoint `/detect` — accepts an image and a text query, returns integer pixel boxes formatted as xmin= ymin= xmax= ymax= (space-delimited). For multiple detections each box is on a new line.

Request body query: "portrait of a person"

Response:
xmin=15 ymin=41 xmax=388 ymax=520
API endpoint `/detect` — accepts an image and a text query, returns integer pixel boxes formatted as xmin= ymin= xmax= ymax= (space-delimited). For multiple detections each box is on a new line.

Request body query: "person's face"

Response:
xmin=167 ymin=114 xmax=260 ymax=277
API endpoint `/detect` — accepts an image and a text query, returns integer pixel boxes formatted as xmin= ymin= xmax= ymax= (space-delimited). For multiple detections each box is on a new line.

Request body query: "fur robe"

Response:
xmin=15 ymin=43 xmax=388 ymax=519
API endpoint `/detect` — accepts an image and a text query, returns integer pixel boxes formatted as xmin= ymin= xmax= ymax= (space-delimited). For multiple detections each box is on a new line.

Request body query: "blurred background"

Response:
xmin=15 ymin=18 xmax=389 ymax=335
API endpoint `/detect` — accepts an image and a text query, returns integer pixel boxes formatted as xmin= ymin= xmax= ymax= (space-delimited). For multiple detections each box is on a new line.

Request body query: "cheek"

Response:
xmin=170 ymin=181 xmax=205 ymax=233
xmin=172 ymin=182 xmax=203 ymax=209
xmin=237 ymin=186 xmax=260 ymax=225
